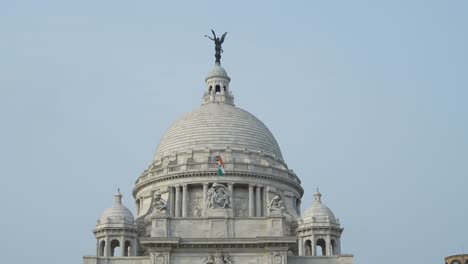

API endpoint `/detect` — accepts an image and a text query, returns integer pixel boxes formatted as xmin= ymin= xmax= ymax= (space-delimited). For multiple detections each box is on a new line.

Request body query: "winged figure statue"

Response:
xmin=205 ymin=29 xmax=228 ymax=64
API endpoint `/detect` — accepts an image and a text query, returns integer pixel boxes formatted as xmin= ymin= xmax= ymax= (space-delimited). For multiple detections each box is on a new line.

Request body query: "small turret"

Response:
xmin=297 ymin=190 xmax=343 ymax=256
xmin=93 ymin=189 xmax=138 ymax=257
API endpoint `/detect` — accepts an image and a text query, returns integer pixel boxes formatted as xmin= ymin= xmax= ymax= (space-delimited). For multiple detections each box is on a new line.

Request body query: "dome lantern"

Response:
xmin=314 ymin=189 xmax=322 ymax=202
xmin=202 ymin=63 xmax=235 ymax=105
xmin=202 ymin=30 xmax=234 ymax=105
xmin=114 ymin=188 xmax=123 ymax=204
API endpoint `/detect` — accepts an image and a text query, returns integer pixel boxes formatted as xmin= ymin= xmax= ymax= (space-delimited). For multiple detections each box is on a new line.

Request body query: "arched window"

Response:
xmin=304 ymin=239 xmax=312 ymax=256
xmin=316 ymin=238 xmax=326 ymax=256
xmin=451 ymin=260 xmax=461 ymax=264
xmin=124 ymin=241 xmax=131 ymax=256
xmin=209 ymin=86 xmax=213 ymax=94
xmin=331 ymin=239 xmax=336 ymax=255
xmin=223 ymin=86 xmax=226 ymax=92
xmin=110 ymin=239 xmax=120 ymax=257
xmin=99 ymin=240 xmax=105 ymax=256
xmin=215 ymin=85 xmax=221 ymax=93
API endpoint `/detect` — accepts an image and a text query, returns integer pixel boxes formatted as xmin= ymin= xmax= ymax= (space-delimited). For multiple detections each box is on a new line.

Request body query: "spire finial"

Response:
xmin=205 ymin=30 xmax=228 ymax=64
xmin=314 ymin=188 xmax=322 ymax=203
xmin=114 ymin=188 xmax=122 ymax=204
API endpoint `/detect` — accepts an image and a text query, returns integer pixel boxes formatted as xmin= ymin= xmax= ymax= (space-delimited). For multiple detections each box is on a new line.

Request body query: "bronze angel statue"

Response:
xmin=205 ymin=30 xmax=228 ymax=64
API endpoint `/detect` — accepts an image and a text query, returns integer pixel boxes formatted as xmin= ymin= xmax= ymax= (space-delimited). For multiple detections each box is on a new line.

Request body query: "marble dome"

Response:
xmin=302 ymin=191 xmax=337 ymax=223
xmin=154 ymin=103 xmax=283 ymax=161
xmin=98 ymin=191 xmax=134 ymax=225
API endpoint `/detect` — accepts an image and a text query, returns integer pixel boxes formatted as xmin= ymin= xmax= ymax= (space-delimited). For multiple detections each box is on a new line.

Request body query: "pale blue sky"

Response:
xmin=1 ymin=1 xmax=467 ymax=264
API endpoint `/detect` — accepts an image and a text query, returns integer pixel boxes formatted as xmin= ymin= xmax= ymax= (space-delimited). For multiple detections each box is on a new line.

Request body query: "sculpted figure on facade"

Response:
xmin=268 ymin=194 xmax=285 ymax=215
xmin=144 ymin=191 xmax=167 ymax=224
xmin=206 ymin=183 xmax=231 ymax=209
xmin=192 ymin=206 xmax=202 ymax=217
xmin=203 ymin=255 xmax=215 ymax=264
xmin=151 ymin=191 xmax=167 ymax=214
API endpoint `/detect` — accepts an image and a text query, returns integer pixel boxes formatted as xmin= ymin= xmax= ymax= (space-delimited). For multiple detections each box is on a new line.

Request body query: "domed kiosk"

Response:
xmin=83 ymin=33 xmax=354 ymax=264
xmin=93 ymin=190 xmax=138 ymax=257
xmin=296 ymin=190 xmax=343 ymax=257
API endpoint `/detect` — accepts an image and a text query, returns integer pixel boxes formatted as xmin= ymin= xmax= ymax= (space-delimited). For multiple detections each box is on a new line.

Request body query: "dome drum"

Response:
xmin=136 ymin=148 xmax=299 ymax=185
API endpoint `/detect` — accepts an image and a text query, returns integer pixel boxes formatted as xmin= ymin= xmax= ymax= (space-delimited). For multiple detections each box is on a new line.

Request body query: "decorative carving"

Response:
xmin=206 ymin=183 xmax=231 ymax=209
xmin=192 ymin=206 xmax=202 ymax=217
xmin=203 ymin=252 xmax=233 ymax=264
xmin=273 ymin=255 xmax=282 ymax=264
xmin=150 ymin=252 xmax=166 ymax=264
xmin=271 ymin=253 xmax=283 ymax=264
xmin=267 ymin=194 xmax=285 ymax=215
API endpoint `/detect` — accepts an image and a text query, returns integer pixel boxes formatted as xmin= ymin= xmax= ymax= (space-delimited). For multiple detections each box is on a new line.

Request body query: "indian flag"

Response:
xmin=216 ymin=155 xmax=225 ymax=176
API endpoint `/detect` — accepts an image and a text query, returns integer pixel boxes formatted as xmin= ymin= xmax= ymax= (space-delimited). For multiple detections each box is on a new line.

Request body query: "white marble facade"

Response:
xmin=83 ymin=62 xmax=354 ymax=264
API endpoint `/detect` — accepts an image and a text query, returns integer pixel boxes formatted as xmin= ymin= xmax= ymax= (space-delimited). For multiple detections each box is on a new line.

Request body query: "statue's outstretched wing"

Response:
xmin=220 ymin=32 xmax=228 ymax=43
xmin=211 ymin=29 xmax=217 ymax=39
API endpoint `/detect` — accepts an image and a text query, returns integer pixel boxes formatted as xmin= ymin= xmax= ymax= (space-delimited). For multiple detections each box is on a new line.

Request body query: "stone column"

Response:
xmin=298 ymin=236 xmax=303 ymax=256
xmin=175 ymin=185 xmax=181 ymax=217
xmin=248 ymin=184 xmax=255 ymax=217
xmin=120 ymin=236 xmax=125 ymax=256
xmin=255 ymin=185 xmax=262 ymax=216
xmin=132 ymin=238 xmax=138 ymax=256
xmin=326 ymin=235 xmax=332 ymax=256
xmin=96 ymin=239 xmax=99 ymax=257
xmin=182 ymin=184 xmax=188 ymax=217
xmin=336 ymin=239 xmax=341 ymax=255
xmin=311 ymin=236 xmax=316 ymax=256
xmin=228 ymin=182 xmax=234 ymax=209
xmin=105 ymin=236 xmax=110 ymax=257
xmin=203 ymin=183 xmax=209 ymax=209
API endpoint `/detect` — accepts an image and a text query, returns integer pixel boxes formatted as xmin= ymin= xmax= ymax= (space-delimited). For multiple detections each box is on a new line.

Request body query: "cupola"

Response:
xmin=297 ymin=190 xmax=343 ymax=257
xmin=202 ymin=63 xmax=235 ymax=105
xmin=93 ymin=190 xmax=138 ymax=258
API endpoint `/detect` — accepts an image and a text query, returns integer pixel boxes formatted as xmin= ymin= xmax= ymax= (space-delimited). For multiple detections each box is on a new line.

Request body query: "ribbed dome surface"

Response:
xmin=303 ymin=203 xmax=336 ymax=223
xmin=205 ymin=64 xmax=230 ymax=80
xmin=98 ymin=192 xmax=135 ymax=224
xmin=99 ymin=203 xmax=134 ymax=223
xmin=154 ymin=103 xmax=283 ymax=159
xmin=302 ymin=192 xmax=337 ymax=223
